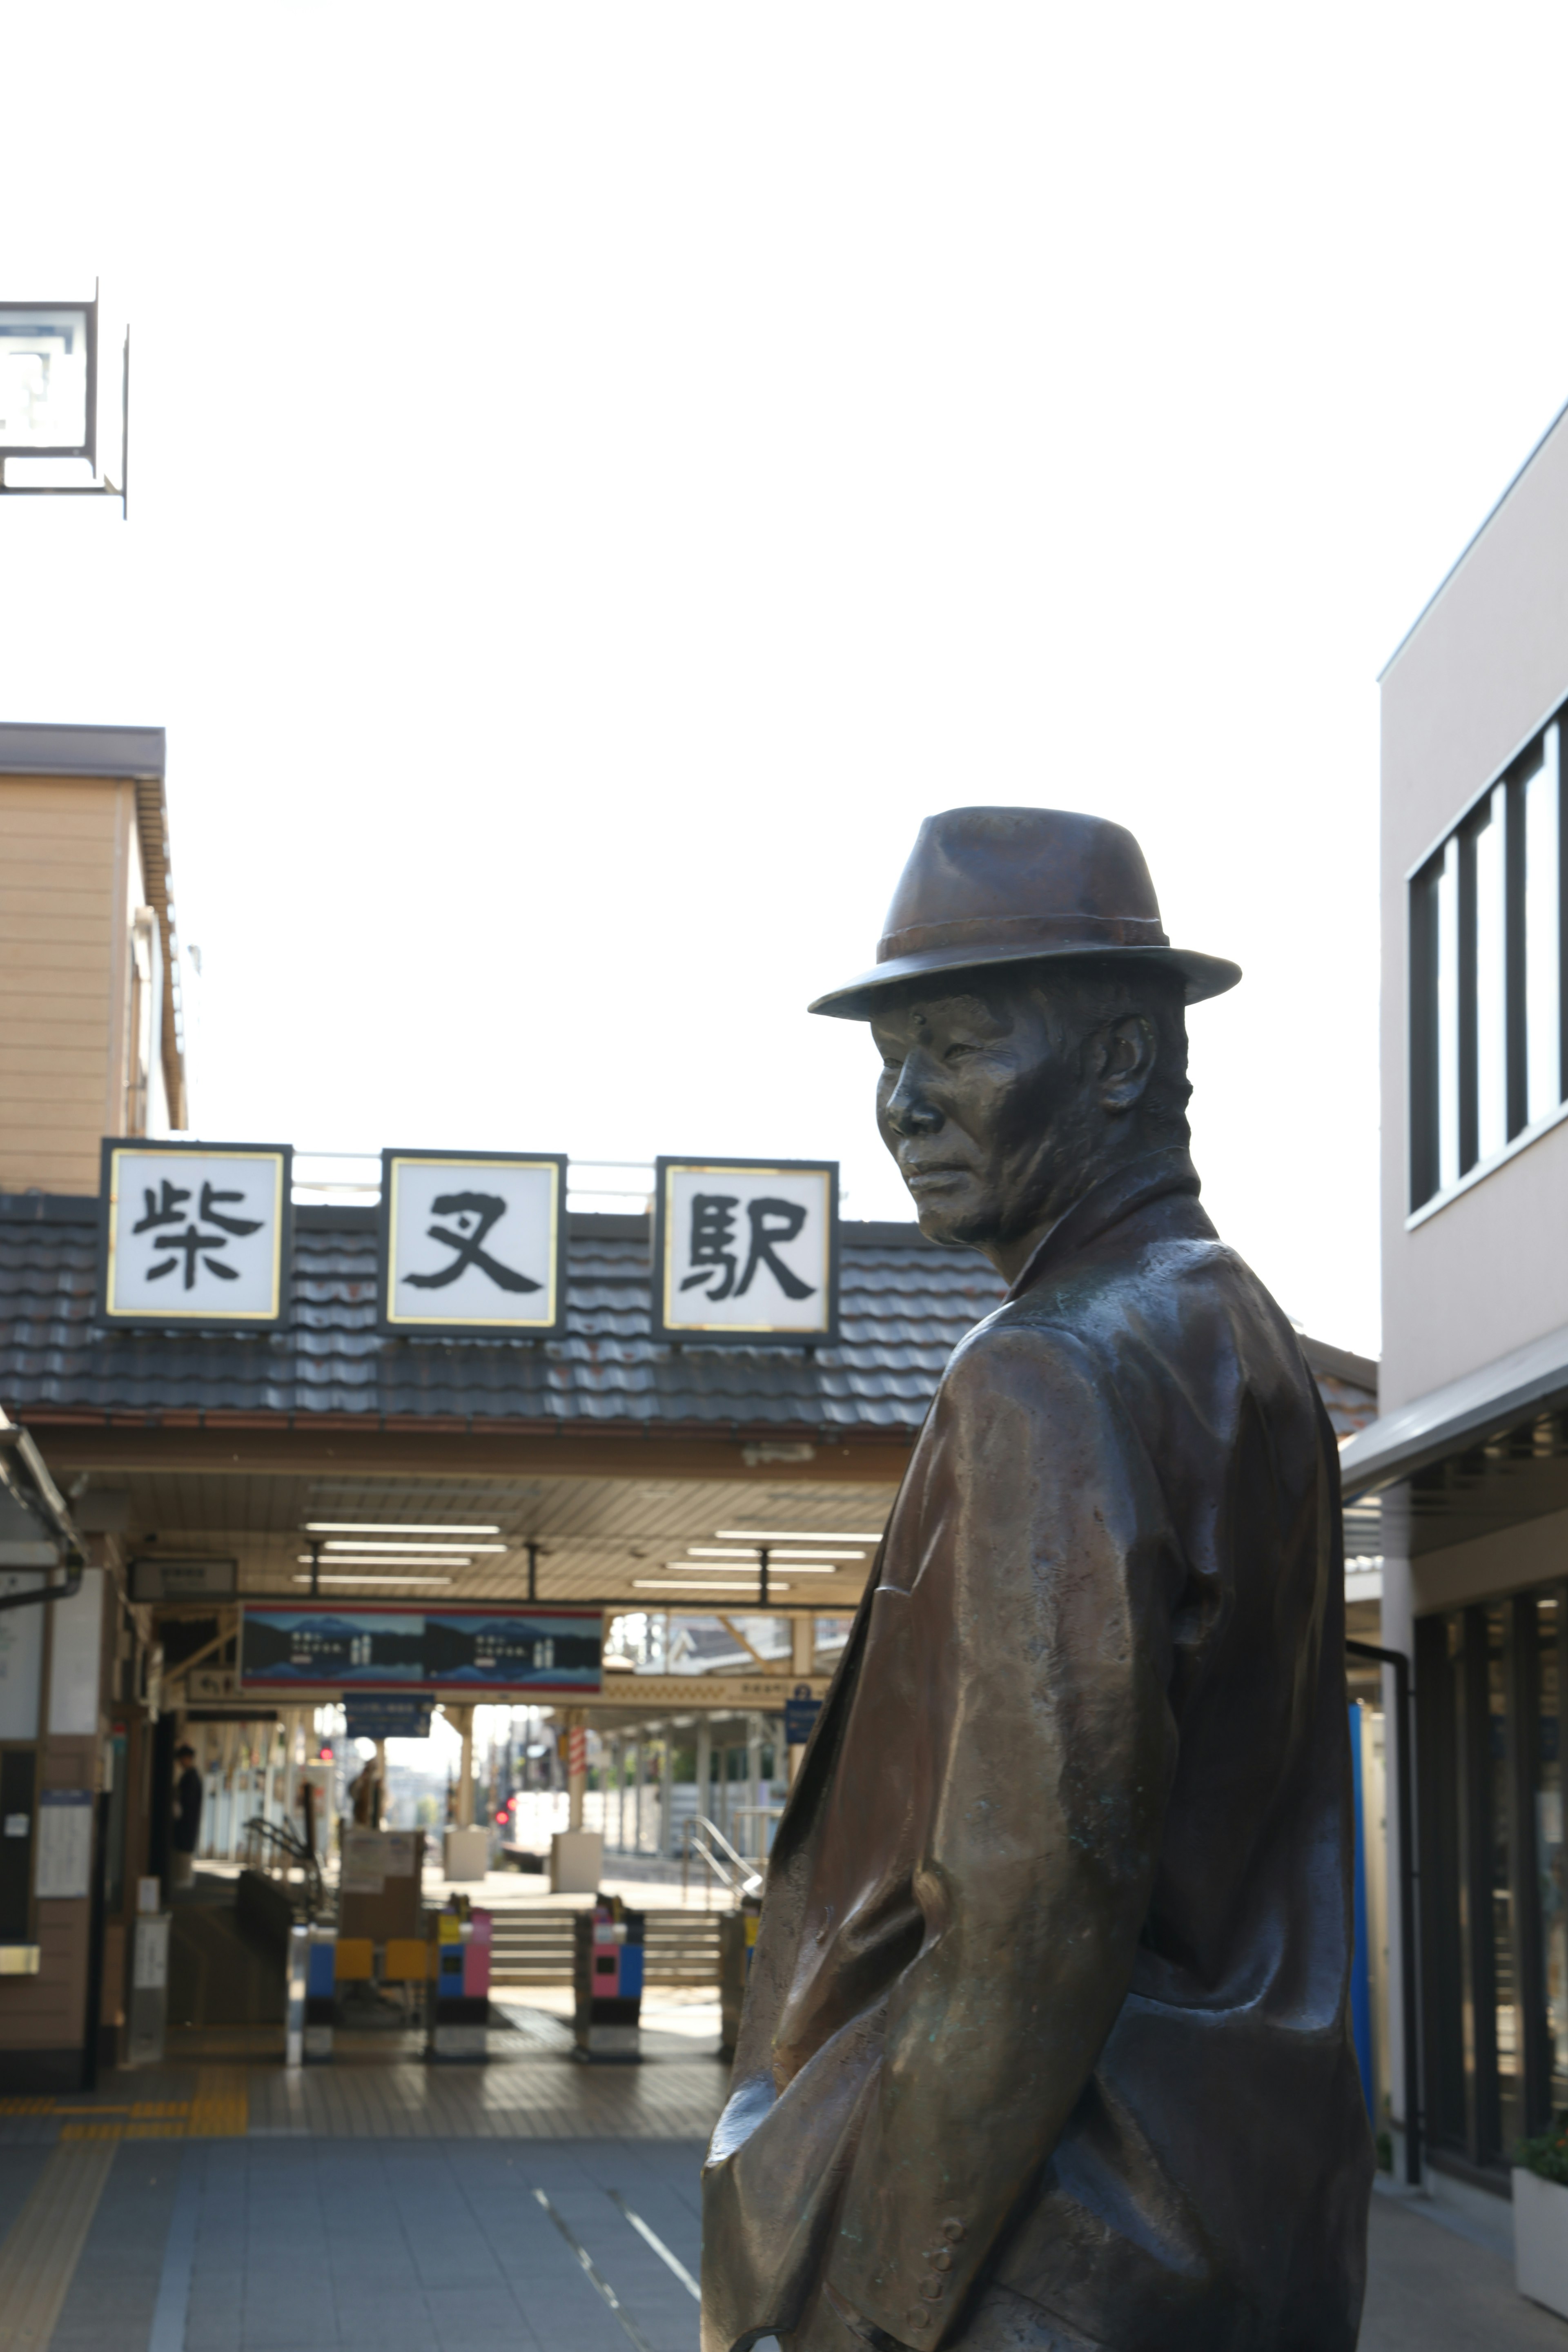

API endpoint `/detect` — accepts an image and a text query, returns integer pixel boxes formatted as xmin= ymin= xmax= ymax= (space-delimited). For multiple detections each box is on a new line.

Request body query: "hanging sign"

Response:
xmin=130 ymin=1557 xmax=237 ymax=1603
xmin=343 ymin=1695 xmax=435 ymax=1742
xmin=784 ymin=1685 xmax=823 ymax=1745
xmin=652 ymin=1157 xmax=839 ymax=1344
xmin=377 ymin=1149 xmax=567 ymax=1338
xmin=99 ymin=1140 xmax=292 ymax=1327
xmin=241 ymin=1603 xmax=601 ymax=1694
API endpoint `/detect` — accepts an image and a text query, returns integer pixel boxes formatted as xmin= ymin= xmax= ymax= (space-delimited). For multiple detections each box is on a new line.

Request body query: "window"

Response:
xmin=1416 ymin=1588 xmax=1567 ymax=2169
xmin=1410 ymin=719 xmax=1568 ymax=1211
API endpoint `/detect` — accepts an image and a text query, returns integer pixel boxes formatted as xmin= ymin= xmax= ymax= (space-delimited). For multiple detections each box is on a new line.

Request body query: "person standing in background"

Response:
xmin=170 ymin=1741 xmax=203 ymax=1890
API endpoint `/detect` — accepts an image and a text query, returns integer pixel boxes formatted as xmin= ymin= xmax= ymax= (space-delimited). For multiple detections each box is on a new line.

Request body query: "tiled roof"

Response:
xmin=0 ymin=1199 xmax=1007 ymax=1436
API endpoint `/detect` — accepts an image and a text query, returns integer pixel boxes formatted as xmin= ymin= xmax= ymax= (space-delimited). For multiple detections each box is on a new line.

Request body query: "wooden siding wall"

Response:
xmin=0 ymin=775 xmax=137 ymax=1194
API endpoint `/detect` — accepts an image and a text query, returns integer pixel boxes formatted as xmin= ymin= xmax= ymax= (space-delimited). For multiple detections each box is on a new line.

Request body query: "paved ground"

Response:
xmin=1361 ymin=2187 xmax=1568 ymax=2349
xmin=1 ymin=2006 xmax=1564 ymax=2349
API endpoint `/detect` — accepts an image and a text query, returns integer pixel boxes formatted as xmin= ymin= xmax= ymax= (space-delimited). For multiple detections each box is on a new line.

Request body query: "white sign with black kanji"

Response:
xmin=654 ymin=1158 xmax=838 ymax=1342
xmin=379 ymin=1152 xmax=566 ymax=1336
xmin=100 ymin=1143 xmax=291 ymax=1325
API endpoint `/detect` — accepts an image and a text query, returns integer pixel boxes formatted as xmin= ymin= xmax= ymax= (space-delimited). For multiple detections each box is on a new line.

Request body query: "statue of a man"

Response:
xmin=702 ymin=809 xmax=1373 ymax=2352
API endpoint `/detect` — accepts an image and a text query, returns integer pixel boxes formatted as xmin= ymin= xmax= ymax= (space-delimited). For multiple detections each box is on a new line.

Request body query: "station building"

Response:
xmin=0 ymin=719 xmax=1377 ymax=2096
xmin=1342 ymin=403 xmax=1568 ymax=2216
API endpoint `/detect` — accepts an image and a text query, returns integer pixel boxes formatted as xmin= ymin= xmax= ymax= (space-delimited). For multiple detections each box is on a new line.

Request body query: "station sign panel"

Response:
xmin=98 ymin=1140 xmax=292 ymax=1327
xmin=377 ymin=1149 xmax=567 ymax=1339
xmin=651 ymin=1156 xmax=838 ymax=1345
xmin=239 ymin=1602 xmax=602 ymax=1695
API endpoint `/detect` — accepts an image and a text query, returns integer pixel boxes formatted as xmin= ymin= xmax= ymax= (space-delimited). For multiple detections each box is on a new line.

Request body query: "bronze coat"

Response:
xmin=702 ymin=1149 xmax=1373 ymax=2352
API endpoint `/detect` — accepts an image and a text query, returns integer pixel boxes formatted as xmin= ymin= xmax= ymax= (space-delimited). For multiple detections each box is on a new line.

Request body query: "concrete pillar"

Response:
xmin=566 ymin=1710 xmax=587 ymax=1833
xmin=659 ymin=1719 xmax=672 ymax=1857
xmin=695 ymin=1717 xmax=711 ymax=1832
xmin=375 ymin=1740 xmax=389 ymax=1829
xmin=789 ymin=1615 xmax=815 ymax=1784
xmin=629 ymin=1734 xmax=642 ymax=1854
xmin=450 ymin=1706 xmax=476 ymax=1829
xmin=747 ymin=1713 xmax=764 ymax=1857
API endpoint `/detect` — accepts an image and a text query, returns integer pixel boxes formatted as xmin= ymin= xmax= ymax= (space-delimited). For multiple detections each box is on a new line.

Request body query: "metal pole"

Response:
xmin=758 ymin=1546 xmax=770 ymax=1607
xmin=309 ymin=1539 xmax=321 ymax=1599
xmin=527 ymin=1542 xmax=538 ymax=1603
xmin=1347 ymin=1639 xmax=1421 ymax=2187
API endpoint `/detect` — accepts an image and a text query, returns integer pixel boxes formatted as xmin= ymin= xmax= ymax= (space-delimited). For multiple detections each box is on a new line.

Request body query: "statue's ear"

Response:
xmin=1095 ymin=1013 xmax=1157 ymax=1115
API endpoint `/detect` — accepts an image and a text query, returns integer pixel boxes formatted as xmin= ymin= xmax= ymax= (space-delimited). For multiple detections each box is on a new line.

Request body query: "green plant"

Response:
xmin=1516 ymin=2112 xmax=1568 ymax=2185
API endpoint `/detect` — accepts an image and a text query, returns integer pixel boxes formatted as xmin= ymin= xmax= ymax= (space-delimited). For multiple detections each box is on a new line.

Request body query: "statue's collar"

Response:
xmin=1003 ymin=1145 xmax=1202 ymax=1305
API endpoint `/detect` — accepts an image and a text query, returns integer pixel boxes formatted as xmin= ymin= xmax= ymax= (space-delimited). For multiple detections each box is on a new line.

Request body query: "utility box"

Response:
xmin=573 ymin=1896 xmax=645 ymax=2061
xmin=442 ymin=1826 xmax=489 ymax=1882
xmin=550 ymin=1828 xmax=603 ymax=1893
xmin=125 ymin=1912 xmax=170 ymax=2067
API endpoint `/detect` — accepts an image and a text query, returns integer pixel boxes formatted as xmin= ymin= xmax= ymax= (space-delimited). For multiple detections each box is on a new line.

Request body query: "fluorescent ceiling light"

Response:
xmin=323 ymin=1539 xmax=504 ymax=1555
xmin=304 ymin=1521 xmax=501 ymax=1536
xmin=688 ymin=1546 xmax=864 ymax=1561
xmin=666 ymin=1561 xmax=834 ymax=1576
xmin=715 ymin=1529 xmax=883 ymax=1543
xmin=292 ymin=1573 xmax=453 ymax=1586
xmin=296 ymin=1552 xmax=469 ymax=1568
xmin=634 ymin=1577 xmax=794 ymax=1592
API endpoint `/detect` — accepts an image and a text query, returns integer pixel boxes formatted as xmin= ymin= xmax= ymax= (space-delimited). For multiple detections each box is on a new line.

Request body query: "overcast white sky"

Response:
xmin=9 ymin=5 xmax=1568 ymax=1358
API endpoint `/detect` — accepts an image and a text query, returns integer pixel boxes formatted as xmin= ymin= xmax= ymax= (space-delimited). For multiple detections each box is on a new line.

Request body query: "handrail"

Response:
xmin=681 ymin=1814 xmax=762 ymax=1903
xmin=242 ymin=1814 xmax=325 ymax=1920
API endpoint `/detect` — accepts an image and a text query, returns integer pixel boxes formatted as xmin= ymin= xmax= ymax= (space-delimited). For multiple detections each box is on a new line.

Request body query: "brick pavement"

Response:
xmin=3 ymin=2003 xmax=1566 ymax=2350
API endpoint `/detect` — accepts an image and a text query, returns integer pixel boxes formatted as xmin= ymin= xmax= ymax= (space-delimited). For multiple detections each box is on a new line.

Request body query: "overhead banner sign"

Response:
xmin=240 ymin=1603 xmax=601 ymax=1695
xmin=99 ymin=1140 xmax=292 ymax=1327
xmin=378 ymin=1149 xmax=567 ymax=1338
xmin=652 ymin=1157 xmax=838 ymax=1345
xmin=343 ymin=1695 xmax=435 ymax=1742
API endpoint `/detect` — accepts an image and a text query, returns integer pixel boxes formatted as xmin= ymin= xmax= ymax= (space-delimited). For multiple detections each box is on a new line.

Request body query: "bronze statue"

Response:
xmin=702 ymin=809 xmax=1372 ymax=2351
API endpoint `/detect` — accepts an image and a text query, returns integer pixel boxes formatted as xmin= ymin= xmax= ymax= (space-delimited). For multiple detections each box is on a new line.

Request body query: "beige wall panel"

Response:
xmin=0 ymin=1041 xmax=119 ymax=1074
xmin=0 ymin=887 xmax=118 ymax=928
xmin=1381 ymin=408 xmax=1568 ymax=1412
xmin=0 ymin=916 xmax=115 ymax=951
xmin=0 ymin=774 xmax=127 ymax=1195
xmin=0 ymin=775 xmax=124 ymax=810
xmin=0 ymin=1069 xmax=123 ymax=1105
xmin=0 ymin=955 xmax=116 ymax=992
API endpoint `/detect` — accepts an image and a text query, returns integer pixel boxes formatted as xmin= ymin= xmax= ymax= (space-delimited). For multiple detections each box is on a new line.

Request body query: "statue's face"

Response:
xmin=871 ymin=974 xmax=1092 ymax=1258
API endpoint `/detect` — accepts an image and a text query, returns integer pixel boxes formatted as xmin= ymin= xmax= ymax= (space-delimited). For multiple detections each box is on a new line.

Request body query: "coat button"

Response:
xmin=940 ymin=2218 xmax=965 ymax=2243
xmin=929 ymin=2250 xmax=953 ymax=2272
xmin=920 ymin=2278 xmax=944 ymax=2300
xmin=905 ymin=2310 xmax=932 ymax=2332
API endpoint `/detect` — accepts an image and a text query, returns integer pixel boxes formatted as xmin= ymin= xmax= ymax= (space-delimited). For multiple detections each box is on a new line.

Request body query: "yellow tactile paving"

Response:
xmin=0 ymin=2142 xmax=116 ymax=2352
xmin=187 ymin=2064 xmax=249 ymax=2138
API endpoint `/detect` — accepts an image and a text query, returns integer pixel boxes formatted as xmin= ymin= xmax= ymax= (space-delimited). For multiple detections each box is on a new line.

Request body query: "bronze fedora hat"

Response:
xmin=809 ymin=806 xmax=1240 ymax=1018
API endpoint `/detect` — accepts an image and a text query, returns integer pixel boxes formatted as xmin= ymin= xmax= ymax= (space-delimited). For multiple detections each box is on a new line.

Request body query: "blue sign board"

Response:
xmin=241 ymin=1604 xmax=602 ymax=1694
xmin=784 ymin=1684 xmax=822 ymax=1746
xmin=343 ymin=1695 xmax=435 ymax=1742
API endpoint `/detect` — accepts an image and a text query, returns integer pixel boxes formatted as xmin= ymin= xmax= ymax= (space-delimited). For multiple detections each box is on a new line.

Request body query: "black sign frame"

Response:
xmin=97 ymin=1138 xmax=294 ymax=1331
xmin=650 ymin=1155 xmax=840 ymax=1348
xmin=376 ymin=1147 xmax=570 ymax=1341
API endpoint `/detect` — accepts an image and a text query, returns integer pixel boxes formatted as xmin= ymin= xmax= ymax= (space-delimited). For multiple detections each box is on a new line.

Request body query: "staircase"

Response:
xmin=488 ymin=1906 xmax=724 ymax=1989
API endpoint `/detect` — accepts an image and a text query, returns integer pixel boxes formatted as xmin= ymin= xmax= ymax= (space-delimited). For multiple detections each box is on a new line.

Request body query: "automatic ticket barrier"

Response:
xmin=573 ymin=1894 xmax=645 ymax=2060
xmin=428 ymin=1900 xmax=491 ymax=2062
xmin=286 ymin=1924 xmax=338 ymax=2065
